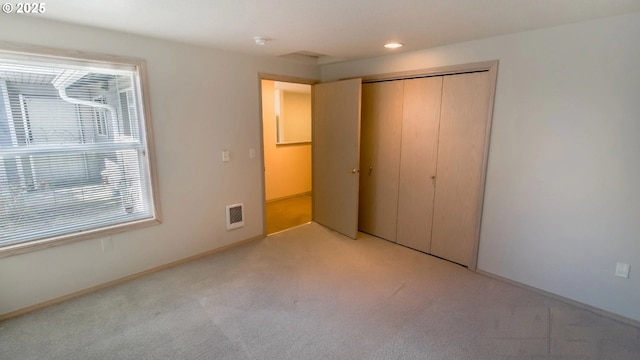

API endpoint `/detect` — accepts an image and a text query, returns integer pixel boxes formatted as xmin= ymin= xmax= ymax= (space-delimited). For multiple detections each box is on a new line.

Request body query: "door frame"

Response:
xmin=257 ymin=73 xmax=317 ymax=237
xmin=357 ymin=60 xmax=499 ymax=271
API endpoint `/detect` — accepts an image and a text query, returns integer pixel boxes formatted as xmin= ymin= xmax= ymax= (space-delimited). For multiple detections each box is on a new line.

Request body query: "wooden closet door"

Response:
xmin=396 ymin=76 xmax=443 ymax=252
xmin=358 ymin=81 xmax=404 ymax=241
xmin=431 ymin=71 xmax=492 ymax=266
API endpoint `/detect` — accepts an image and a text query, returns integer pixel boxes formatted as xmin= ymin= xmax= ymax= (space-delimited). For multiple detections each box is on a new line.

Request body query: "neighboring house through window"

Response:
xmin=93 ymin=95 xmax=108 ymax=137
xmin=0 ymin=45 xmax=160 ymax=254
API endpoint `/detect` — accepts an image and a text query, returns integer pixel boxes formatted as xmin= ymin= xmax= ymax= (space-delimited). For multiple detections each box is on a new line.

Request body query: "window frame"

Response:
xmin=0 ymin=41 xmax=162 ymax=258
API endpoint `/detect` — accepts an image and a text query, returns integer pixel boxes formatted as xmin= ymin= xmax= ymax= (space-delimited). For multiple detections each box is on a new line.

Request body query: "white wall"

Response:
xmin=0 ymin=16 xmax=318 ymax=315
xmin=3 ymin=12 xmax=639 ymax=324
xmin=322 ymin=12 xmax=640 ymax=321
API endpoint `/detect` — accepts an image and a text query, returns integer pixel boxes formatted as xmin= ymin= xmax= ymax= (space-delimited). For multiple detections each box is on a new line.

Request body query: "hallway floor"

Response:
xmin=265 ymin=193 xmax=311 ymax=234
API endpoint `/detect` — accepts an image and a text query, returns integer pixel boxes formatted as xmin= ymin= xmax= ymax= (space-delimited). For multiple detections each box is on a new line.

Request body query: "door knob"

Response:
xmin=350 ymin=168 xmax=359 ymax=174
xmin=431 ymin=175 xmax=436 ymax=179
xmin=368 ymin=166 xmax=373 ymax=175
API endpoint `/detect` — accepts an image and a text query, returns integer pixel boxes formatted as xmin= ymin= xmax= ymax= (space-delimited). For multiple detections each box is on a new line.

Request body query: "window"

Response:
xmin=92 ymin=96 xmax=108 ymax=136
xmin=0 ymin=45 xmax=160 ymax=254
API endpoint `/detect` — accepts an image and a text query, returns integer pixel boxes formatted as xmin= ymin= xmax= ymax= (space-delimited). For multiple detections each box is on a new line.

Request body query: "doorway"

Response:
xmin=260 ymin=79 xmax=313 ymax=234
xmin=259 ymin=62 xmax=495 ymax=270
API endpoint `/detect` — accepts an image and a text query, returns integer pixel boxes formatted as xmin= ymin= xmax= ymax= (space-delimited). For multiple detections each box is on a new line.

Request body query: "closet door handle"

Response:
xmin=368 ymin=166 xmax=373 ymax=175
xmin=431 ymin=175 xmax=436 ymax=179
xmin=349 ymin=168 xmax=359 ymax=174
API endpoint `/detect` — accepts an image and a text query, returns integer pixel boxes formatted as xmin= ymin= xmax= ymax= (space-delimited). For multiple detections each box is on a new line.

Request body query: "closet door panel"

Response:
xmin=358 ymin=81 xmax=404 ymax=241
xmin=396 ymin=76 xmax=443 ymax=252
xmin=431 ymin=71 xmax=491 ymax=266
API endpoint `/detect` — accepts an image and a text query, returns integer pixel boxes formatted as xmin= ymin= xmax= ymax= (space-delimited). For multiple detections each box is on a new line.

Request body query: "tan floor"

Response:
xmin=2 ymin=223 xmax=639 ymax=359
xmin=265 ymin=193 xmax=311 ymax=234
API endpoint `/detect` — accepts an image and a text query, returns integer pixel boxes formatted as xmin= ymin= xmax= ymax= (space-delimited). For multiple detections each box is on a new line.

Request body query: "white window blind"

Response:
xmin=0 ymin=49 xmax=157 ymax=250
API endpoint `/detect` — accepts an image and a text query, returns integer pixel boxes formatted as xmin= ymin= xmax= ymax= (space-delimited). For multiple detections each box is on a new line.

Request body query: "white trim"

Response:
xmin=477 ymin=270 xmax=640 ymax=329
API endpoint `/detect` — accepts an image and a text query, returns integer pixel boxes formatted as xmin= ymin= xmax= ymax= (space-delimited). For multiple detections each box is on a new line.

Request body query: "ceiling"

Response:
xmin=41 ymin=0 xmax=640 ymax=64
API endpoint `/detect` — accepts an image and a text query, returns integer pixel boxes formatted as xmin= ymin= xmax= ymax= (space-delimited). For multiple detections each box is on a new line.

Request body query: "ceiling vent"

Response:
xmin=278 ymin=51 xmax=326 ymax=65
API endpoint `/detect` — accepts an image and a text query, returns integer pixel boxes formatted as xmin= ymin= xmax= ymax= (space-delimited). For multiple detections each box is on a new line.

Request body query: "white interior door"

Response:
xmin=312 ymin=78 xmax=362 ymax=239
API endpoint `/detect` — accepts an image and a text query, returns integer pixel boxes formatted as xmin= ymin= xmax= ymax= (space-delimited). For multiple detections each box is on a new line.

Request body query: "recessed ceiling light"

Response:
xmin=384 ymin=42 xmax=403 ymax=49
xmin=254 ymin=36 xmax=269 ymax=46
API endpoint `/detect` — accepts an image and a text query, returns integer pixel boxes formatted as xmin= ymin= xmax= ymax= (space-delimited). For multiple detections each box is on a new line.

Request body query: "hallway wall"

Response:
xmin=262 ymin=80 xmax=311 ymax=201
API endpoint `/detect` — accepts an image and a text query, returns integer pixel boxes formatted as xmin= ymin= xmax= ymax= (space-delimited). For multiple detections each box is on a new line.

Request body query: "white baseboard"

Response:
xmin=476 ymin=269 xmax=640 ymax=329
xmin=0 ymin=235 xmax=263 ymax=321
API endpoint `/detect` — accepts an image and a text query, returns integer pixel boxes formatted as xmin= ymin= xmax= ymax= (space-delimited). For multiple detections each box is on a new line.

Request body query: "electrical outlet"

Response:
xmin=615 ymin=262 xmax=630 ymax=279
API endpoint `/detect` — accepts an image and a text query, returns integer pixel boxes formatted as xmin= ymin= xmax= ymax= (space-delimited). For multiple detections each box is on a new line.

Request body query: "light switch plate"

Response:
xmin=615 ymin=262 xmax=630 ymax=279
xmin=222 ymin=150 xmax=230 ymax=162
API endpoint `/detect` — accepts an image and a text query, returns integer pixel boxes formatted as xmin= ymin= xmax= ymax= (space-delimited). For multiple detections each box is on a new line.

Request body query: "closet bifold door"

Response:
xmin=396 ymin=76 xmax=443 ymax=253
xmin=358 ymin=81 xmax=404 ymax=241
xmin=430 ymin=71 xmax=492 ymax=266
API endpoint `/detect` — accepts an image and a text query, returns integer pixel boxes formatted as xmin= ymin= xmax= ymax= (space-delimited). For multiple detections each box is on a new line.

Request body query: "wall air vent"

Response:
xmin=226 ymin=203 xmax=245 ymax=230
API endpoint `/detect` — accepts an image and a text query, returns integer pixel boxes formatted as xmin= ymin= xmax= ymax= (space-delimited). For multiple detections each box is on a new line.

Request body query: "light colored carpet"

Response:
xmin=1 ymin=223 xmax=639 ymax=359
